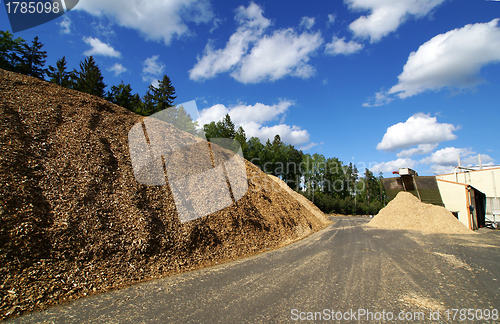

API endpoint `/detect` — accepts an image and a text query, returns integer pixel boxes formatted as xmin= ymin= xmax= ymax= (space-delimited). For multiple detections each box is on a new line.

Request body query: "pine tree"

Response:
xmin=219 ymin=114 xmax=236 ymax=139
xmin=245 ymin=137 xmax=264 ymax=164
xmin=18 ymin=36 xmax=47 ymax=79
xmin=203 ymin=114 xmax=236 ymax=141
xmin=270 ymin=134 xmax=285 ymax=177
xmin=282 ymin=145 xmax=303 ymax=191
xmin=140 ymin=74 xmax=177 ymax=115
xmin=235 ymin=126 xmax=248 ymax=155
xmin=105 ymin=81 xmax=140 ymax=112
xmin=75 ymin=56 xmax=106 ymax=98
xmin=154 ymin=75 xmax=177 ymax=111
xmin=0 ymin=31 xmax=24 ymax=72
xmin=47 ymin=56 xmax=75 ymax=88
xmin=203 ymin=121 xmax=219 ymax=140
xmin=152 ymin=105 xmax=200 ymax=136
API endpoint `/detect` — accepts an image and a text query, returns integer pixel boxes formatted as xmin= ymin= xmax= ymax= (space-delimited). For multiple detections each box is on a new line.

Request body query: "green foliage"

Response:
xmin=323 ymin=157 xmax=344 ymax=198
xmin=152 ymin=105 xmax=201 ymax=137
xmin=74 ymin=56 xmax=106 ymax=98
xmin=263 ymin=135 xmax=285 ymax=176
xmin=281 ymin=144 xmax=303 ymax=191
xmin=140 ymin=75 xmax=177 ymax=115
xmin=200 ymin=115 xmax=385 ymax=214
xmin=245 ymin=136 xmax=265 ymax=164
xmin=0 ymin=30 xmax=24 ymax=72
xmin=203 ymin=114 xmax=236 ymax=140
xmin=47 ymin=56 xmax=76 ymax=88
xmin=18 ymin=36 xmax=47 ymax=79
xmin=355 ymin=169 xmax=387 ymax=208
xmin=203 ymin=114 xmax=243 ymax=152
xmin=105 ymin=81 xmax=142 ymax=113
xmin=235 ymin=126 xmax=248 ymax=155
xmin=301 ymin=153 xmax=326 ymax=196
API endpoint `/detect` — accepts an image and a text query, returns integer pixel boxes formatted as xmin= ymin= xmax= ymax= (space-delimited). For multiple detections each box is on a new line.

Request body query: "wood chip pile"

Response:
xmin=366 ymin=191 xmax=474 ymax=234
xmin=268 ymin=175 xmax=330 ymax=224
xmin=0 ymin=69 xmax=330 ymax=320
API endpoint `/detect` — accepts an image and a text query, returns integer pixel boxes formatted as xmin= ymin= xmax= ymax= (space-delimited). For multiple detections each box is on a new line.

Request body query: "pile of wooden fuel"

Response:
xmin=0 ymin=69 xmax=330 ymax=320
xmin=366 ymin=192 xmax=474 ymax=234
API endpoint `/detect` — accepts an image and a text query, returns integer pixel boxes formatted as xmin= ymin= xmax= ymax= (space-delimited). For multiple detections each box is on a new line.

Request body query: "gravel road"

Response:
xmin=9 ymin=217 xmax=500 ymax=323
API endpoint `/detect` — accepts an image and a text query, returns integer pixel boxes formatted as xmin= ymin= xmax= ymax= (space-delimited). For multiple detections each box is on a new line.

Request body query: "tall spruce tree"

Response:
xmin=282 ymin=145 xmax=303 ymax=191
xmin=75 ymin=56 xmax=106 ymax=98
xmin=154 ymin=75 xmax=177 ymax=110
xmin=151 ymin=105 xmax=200 ymax=136
xmin=0 ymin=30 xmax=24 ymax=72
xmin=105 ymin=81 xmax=141 ymax=112
xmin=140 ymin=74 xmax=177 ymax=115
xmin=18 ymin=36 xmax=47 ymax=79
xmin=235 ymin=126 xmax=248 ymax=155
xmin=203 ymin=114 xmax=236 ymax=141
xmin=245 ymin=136 xmax=264 ymax=164
xmin=47 ymin=56 xmax=75 ymax=88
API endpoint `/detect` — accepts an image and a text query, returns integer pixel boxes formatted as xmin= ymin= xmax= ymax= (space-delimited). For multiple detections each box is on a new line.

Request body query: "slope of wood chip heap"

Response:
xmin=0 ymin=69 xmax=331 ymax=320
xmin=268 ymin=175 xmax=330 ymax=225
xmin=366 ymin=191 xmax=474 ymax=234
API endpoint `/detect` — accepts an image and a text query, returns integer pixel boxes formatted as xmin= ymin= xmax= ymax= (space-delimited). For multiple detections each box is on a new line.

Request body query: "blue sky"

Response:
xmin=1 ymin=0 xmax=499 ymax=176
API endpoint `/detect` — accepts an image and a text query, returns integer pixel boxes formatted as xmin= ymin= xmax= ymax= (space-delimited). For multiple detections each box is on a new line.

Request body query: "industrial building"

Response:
xmin=436 ymin=166 xmax=500 ymax=229
xmin=382 ymin=160 xmax=500 ymax=231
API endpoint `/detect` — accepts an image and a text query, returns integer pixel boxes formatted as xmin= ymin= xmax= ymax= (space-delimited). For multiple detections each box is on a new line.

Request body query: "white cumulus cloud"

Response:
xmin=189 ymin=3 xmax=270 ymax=81
xmin=83 ymin=37 xmax=121 ymax=57
xmin=419 ymin=147 xmax=494 ymax=174
xmin=246 ymin=123 xmax=311 ymax=146
xmin=108 ymin=63 xmax=127 ymax=76
xmin=142 ymin=55 xmax=165 ymax=86
xmin=389 ymin=19 xmax=500 ymax=98
xmin=397 ymin=144 xmax=438 ymax=158
xmin=59 ymin=16 xmax=71 ymax=34
xmin=420 ymin=147 xmax=474 ymax=166
xmin=197 ymin=101 xmax=292 ymax=127
xmin=75 ymin=0 xmax=214 ymax=45
xmin=299 ymin=142 xmax=319 ymax=151
xmin=377 ymin=113 xmax=458 ymax=151
xmin=462 ymin=154 xmax=494 ymax=166
xmin=370 ymin=158 xmax=418 ymax=174
xmin=300 ymin=17 xmax=315 ymax=30
xmin=327 ymin=14 xmax=336 ymax=26
xmin=189 ymin=2 xmax=323 ymax=83
xmin=362 ymin=90 xmax=393 ymax=107
xmin=197 ymin=101 xmax=312 ymax=146
xmin=346 ymin=0 xmax=445 ymax=43
xmin=325 ymin=36 xmax=363 ymax=55
xmin=234 ymin=28 xmax=322 ymax=83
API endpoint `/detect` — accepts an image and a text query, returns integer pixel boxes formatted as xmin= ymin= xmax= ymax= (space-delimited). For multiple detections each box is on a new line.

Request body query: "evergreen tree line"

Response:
xmin=1 ymin=31 xmax=387 ymax=214
xmin=203 ymin=114 xmax=388 ymax=215
xmin=0 ymin=30 xmax=176 ymax=116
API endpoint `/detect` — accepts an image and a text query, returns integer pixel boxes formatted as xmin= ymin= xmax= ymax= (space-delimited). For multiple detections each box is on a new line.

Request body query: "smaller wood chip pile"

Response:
xmin=366 ymin=192 xmax=474 ymax=234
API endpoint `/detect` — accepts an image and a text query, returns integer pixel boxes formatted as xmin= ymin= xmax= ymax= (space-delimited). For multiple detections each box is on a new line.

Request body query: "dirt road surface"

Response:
xmin=8 ymin=217 xmax=500 ymax=323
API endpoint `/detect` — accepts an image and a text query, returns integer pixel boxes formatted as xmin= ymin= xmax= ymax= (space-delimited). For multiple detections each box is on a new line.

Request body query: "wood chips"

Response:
xmin=0 ymin=69 xmax=330 ymax=320
xmin=366 ymin=192 xmax=474 ymax=235
xmin=267 ymin=175 xmax=330 ymax=224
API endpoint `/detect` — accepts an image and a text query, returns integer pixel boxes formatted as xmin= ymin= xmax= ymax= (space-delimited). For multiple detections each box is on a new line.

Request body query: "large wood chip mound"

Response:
xmin=0 ymin=69 xmax=330 ymax=320
xmin=366 ymin=192 xmax=474 ymax=234
xmin=268 ymin=175 xmax=330 ymax=224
